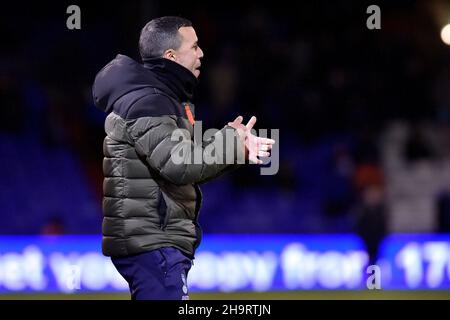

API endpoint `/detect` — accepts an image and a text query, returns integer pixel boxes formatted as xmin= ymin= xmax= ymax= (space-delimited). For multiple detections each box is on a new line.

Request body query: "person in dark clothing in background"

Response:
xmin=354 ymin=184 xmax=387 ymax=266
xmin=92 ymin=16 xmax=274 ymax=300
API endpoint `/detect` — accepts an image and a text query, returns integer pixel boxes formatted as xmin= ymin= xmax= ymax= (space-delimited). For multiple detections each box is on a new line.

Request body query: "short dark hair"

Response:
xmin=139 ymin=16 xmax=192 ymax=59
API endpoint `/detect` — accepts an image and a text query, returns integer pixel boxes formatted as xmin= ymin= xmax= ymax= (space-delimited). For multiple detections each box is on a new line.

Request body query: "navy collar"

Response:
xmin=142 ymin=57 xmax=198 ymax=102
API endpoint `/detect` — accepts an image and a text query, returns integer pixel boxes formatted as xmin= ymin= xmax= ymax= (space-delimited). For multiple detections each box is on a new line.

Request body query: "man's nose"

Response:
xmin=198 ymin=47 xmax=204 ymax=59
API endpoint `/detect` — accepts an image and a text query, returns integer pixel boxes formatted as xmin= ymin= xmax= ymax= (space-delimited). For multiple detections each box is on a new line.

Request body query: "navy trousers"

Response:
xmin=111 ymin=247 xmax=193 ymax=300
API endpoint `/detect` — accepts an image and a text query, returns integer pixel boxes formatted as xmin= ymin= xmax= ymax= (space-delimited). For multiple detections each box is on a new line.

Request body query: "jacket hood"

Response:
xmin=92 ymin=54 xmax=198 ymax=113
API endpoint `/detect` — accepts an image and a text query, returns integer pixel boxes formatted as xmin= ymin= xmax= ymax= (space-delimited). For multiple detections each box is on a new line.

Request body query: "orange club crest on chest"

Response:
xmin=184 ymin=103 xmax=195 ymax=125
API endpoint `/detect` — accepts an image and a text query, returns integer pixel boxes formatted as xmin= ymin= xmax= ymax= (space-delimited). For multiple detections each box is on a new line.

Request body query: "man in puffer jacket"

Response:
xmin=92 ymin=16 xmax=274 ymax=300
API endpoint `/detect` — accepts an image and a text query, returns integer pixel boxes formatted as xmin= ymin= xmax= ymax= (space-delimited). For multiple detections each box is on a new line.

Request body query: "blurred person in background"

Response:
xmin=353 ymin=141 xmax=386 ymax=266
xmin=40 ymin=216 xmax=65 ymax=235
xmin=353 ymin=184 xmax=387 ymax=266
xmin=92 ymin=16 xmax=274 ymax=300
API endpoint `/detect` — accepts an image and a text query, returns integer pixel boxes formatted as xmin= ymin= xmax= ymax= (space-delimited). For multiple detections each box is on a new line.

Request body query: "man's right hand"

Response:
xmin=227 ymin=115 xmax=275 ymax=164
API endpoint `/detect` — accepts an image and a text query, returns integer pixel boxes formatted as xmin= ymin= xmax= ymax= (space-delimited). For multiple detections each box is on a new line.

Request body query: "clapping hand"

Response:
xmin=227 ymin=116 xmax=275 ymax=164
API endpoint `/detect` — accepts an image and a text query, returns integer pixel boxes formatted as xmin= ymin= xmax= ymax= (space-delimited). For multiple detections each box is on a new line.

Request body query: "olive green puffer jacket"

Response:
xmin=92 ymin=55 xmax=244 ymax=258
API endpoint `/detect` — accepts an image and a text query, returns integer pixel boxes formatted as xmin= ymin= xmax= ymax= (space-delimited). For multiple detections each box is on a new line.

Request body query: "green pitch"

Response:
xmin=0 ymin=290 xmax=450 ymax=300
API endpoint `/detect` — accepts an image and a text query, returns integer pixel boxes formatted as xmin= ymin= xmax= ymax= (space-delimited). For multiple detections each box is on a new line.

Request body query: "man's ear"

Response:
xmin=163 ymin=49 xmax=176 ymax=61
